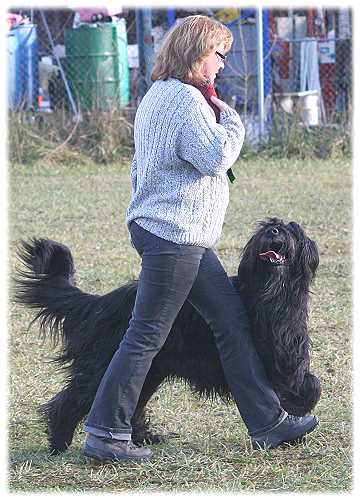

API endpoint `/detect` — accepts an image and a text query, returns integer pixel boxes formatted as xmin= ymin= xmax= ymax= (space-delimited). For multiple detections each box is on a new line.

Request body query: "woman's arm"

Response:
xmin=176 ymin=100 xmax=245 ymax=177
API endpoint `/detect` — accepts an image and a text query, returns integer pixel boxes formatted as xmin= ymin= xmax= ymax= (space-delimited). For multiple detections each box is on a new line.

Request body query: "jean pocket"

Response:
xmin=130 ymin=222 xmax=182 ymax=254
xmin=129 ymin=222 xmax=145 ymax=252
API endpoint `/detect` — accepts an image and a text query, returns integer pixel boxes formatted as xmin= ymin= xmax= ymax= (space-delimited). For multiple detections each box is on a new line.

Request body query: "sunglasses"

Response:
xmin=215 ymin=51 xmax=227 ymax=62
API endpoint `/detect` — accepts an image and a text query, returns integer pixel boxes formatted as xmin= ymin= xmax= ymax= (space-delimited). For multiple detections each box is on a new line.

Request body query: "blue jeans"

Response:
xmin=85 ymin=222 xmax=287 ymax=440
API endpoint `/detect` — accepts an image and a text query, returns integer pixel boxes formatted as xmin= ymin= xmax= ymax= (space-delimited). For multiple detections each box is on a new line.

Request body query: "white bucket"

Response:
xmin=300 ymin=94 xmax=319 ymax=126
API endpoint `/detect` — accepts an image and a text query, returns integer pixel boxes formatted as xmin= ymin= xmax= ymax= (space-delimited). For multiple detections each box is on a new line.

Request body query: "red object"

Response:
xmin=193 ymin=81 xmax=220 ymax=122
xmin=276 ymin=41 xmax=290 ymax=79
xmin=268 ymin=10 xmax=275 ymax=38
xmin=320 ymin=63 xmax=336 ymax=116
xmin=6 ymin=13 xmax=24 ymax=30
xmin=307 ymin=9 xmax=315 ymax=37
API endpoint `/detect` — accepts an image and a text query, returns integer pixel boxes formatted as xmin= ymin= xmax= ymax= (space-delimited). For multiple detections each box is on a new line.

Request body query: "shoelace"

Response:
xmin=287 ymin=415 xmax=302 ymax=423
xmin=125 ymin=440 xmax=140 ymax=450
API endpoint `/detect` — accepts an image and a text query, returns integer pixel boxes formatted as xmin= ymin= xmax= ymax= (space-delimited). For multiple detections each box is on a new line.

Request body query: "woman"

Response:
xmin=83 ymin=15 xmax=319 ymax=462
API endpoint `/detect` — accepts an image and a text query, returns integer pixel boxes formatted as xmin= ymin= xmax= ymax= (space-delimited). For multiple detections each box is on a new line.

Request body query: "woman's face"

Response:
xmin=201 ymin=42 xmax=227 ymax=84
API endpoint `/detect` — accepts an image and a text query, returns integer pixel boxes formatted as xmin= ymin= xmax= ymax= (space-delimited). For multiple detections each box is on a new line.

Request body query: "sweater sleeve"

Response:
xmin=176 ymin=100 xmax=245 ymax=177
xmin=130 ymin=155 xmax=137 ymax=195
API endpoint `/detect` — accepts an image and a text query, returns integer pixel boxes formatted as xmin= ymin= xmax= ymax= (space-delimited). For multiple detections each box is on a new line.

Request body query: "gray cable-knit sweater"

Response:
xmin=125 ymin=77 xmax=245 ymax=248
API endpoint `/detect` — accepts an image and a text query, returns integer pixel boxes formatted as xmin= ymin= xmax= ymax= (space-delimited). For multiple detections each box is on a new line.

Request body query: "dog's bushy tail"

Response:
xmin=14 ymin=238 xmax=97 ymax=346
xmin=17 ymin=238 xmax=76 ymax=282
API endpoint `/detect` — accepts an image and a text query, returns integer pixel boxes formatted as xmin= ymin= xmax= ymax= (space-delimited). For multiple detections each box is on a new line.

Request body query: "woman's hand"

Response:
xmin=210 ymin=95 xmax=232 ymax=113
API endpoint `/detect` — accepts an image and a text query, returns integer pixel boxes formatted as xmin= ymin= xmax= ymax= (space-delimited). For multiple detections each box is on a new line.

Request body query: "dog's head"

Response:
xmin=238 ymin=218 xmax=319 ymax=288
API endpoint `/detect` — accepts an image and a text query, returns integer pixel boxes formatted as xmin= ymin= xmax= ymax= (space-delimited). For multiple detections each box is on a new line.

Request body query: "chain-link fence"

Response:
xmin=214 ymin=9 xmax=352 ymax=145
xmin=6 ymin=7 xmax=352 ymax=158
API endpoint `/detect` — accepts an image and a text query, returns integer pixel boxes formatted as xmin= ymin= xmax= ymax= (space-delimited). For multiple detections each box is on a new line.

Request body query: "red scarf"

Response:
xmin=195 ymin=81 xmax=221 ymax=122
xmin=193 ymin=81 xmax=235 ymax=183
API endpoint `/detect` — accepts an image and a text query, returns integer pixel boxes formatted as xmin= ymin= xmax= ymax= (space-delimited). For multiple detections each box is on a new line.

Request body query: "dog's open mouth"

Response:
xmin=259 ymin=250 xmax=287 ymax=265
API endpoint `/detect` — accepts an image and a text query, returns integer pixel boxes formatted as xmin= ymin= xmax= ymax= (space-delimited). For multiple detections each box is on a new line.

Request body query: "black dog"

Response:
xmin=14 ymin=217 xmax=321 ymax=455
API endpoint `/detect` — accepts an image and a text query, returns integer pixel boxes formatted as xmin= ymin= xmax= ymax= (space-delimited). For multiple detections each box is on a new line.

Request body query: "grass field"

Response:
xmin=8 ymin=156 xmax=352 ymax=493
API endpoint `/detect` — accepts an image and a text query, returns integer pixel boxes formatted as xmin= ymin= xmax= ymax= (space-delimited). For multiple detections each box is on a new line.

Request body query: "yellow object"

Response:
xmin=214 ymin=8 xmax=240 ymax=24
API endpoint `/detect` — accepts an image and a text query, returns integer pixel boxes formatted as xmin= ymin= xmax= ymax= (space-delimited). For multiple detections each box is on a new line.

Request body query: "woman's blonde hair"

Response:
xmin=151 ymin=15 xmax=233 ymax=84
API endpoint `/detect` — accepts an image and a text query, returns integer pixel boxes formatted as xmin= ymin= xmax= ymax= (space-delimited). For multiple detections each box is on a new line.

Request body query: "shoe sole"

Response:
xmin=252 ymin=417 xmax=319 ymax=450
xmin=83 ymin=444 xmax=153 ymax=463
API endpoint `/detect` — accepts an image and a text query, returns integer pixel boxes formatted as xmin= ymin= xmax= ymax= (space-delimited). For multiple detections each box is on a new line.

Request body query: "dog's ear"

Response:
xmin=302 ymin=237 xmax=319 ymax=280
xmin=289 ymin=222 xmax=319 ymax=281
xmin=238 ymin=235 xmax=257 ymax=285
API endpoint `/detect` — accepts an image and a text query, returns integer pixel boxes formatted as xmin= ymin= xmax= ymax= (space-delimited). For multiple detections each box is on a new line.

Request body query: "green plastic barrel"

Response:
xmin=64 ymin=20 xmax=129 ymax=110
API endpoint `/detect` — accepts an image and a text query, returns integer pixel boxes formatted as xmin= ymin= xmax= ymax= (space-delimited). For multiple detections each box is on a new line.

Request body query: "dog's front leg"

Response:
xmin=278 ymin=371 xmax=321 ymax=416
xmin=131 ymin=368 xmax=170 ymax=445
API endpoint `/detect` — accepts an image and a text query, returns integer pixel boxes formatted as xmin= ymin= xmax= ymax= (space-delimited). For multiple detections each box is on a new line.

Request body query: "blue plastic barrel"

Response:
xmin=7 ymin=24 xmax=39 ymax=110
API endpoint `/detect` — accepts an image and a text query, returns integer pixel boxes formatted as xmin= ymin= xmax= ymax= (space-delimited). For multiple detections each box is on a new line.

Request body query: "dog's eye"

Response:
xmin=271 ymin=227 xmax=279 ymax=235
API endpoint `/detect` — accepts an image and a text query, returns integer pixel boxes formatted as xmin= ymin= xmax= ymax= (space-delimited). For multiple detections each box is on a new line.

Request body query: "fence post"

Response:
xmin=39 ymin=10 xmax=79 ymax=117
xmin=167 ymin=9 xmax=176 ymax=28
xmin=256 ymin=7 xmax=265 ymax=142
xmin=136 ymin=9 xmax=154 ymax=101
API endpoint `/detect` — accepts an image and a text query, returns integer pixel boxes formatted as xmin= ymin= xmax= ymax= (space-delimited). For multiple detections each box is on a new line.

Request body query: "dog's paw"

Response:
xmin=133 ymin=430 xmax=179 ymax=446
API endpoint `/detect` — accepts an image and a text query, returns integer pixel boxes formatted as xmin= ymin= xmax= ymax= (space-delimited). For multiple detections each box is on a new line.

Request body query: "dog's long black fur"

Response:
xmin=14 ymin=218 xmax=321 ymax=454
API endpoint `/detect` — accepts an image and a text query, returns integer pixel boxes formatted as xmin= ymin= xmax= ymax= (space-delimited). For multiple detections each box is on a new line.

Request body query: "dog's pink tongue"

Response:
xmin=259 ymin=250 xmax=281 ymax=261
